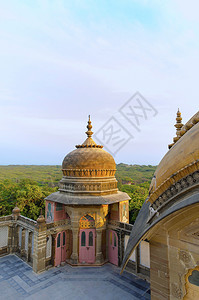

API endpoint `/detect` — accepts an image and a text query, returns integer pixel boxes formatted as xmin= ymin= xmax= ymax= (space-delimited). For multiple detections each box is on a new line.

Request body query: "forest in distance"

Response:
xmin=0 ymin=164 xmax=156 ymax=224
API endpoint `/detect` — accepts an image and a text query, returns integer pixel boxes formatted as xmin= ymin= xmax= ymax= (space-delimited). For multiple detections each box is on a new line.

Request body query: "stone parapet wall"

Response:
xmin=18 ymin=215 xmax=37 ymax=226
xmin=108 ymin=220 xmax=133 ymax=232
xmin=0 ymin=214 xmax=149 ymax=279
xmin=17 ymin=215 xmax=37 ymax=231
xmin=0 ymin=215 xmax=12 ymax=222
xmin=0 ymin=213 xmax=72 ymax=273
xmin=0 ymin=214 xmax=41 ymax=272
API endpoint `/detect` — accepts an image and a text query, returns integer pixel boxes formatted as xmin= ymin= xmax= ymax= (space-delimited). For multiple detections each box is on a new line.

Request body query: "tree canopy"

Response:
xmin=0 ymin=164 xmax=156 ymax=223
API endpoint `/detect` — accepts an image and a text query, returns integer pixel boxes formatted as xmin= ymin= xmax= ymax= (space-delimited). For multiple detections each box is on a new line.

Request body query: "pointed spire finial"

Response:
xmin=175 ymin=108 xmax=183 ymax=138
xmin=168 ymin=109 xmax=183 ymax=149
xmin=75 ymin=116 xmax=103 ymax=148
xmin=85 ymin=115 xmax=93 ymax=138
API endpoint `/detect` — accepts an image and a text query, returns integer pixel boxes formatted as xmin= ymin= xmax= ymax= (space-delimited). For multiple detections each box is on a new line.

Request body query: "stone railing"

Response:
xmin=108 ymin=220 xmax=133 ymax=232
xmin=108 ymin=220 xmax=150 ymax=280
xmin=46 ymin=219 xmax=71 ymax=230
xmin=0 ymin=215 xmax=12 ymax=224
xmin=17 ymin=215 xmax=37 ymax=230
xmin=0 ymin=213 xmax=36 ymax=262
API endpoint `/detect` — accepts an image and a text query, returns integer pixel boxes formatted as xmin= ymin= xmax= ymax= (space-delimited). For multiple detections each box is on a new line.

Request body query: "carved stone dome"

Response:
xmin=62 ymin=148 xmax=116 ymax=177
xmin=62 ymin=116 xmax=116 ymax=178
xmin=59 ymin=116 xmax=118 ymax=196
xmin=148 ymin=110 xmax=199 ymax=204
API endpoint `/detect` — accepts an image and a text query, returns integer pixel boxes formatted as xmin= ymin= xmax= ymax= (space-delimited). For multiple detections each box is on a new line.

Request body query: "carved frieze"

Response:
xmin=59 ymin=181 xmax=118 ymax=193
xmin=148 ymin=160 xmax=199 ymax=204
xmin=62 ymin=168 xmax=116 ymax=177
xmin=151 ymin=170 xmax=199 ymax=212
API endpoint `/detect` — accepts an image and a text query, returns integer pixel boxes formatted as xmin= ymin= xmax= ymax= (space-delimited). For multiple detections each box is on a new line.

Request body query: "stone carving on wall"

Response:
xmin=179 ymin=250 xmax=191 ymax=264
xmin=171 ymin=283 xmax=183 ymax=299
xmin=173 ymin=239 xmax=199 ymax=298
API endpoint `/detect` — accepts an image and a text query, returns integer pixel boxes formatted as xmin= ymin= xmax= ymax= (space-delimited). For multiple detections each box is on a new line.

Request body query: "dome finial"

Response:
xmin=75 ymin=116 xmax=103 ymax=148
xmin=86 ymin=115 xmax=93 ymax=138
xmin=168 ymin=109 xmax=183 ymax=149
xmin=175 ymin=108 xmax=183 ymax=138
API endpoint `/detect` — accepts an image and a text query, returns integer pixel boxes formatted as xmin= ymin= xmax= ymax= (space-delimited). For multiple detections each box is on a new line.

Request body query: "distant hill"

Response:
xmin=116 ymin=163 xmax=156 ymax=185
xmin=0 ymin=164 xmax=156 ymax=185
xmin=0 ymin=165 xmax=61 ymax=187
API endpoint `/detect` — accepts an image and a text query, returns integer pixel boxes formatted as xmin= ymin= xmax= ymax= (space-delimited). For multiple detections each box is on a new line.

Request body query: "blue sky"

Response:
xmin=0 ymin=0 xmax=198 ymax=165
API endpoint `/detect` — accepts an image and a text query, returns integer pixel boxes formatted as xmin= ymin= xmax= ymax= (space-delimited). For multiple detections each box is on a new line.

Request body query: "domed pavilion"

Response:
xmin=45 ymin=116 xmax=130 ymax=266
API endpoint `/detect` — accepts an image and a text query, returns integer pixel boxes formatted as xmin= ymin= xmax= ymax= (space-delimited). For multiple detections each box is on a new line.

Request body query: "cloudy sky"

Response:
xmin=0 ymin=0 xmax=198 ymax=165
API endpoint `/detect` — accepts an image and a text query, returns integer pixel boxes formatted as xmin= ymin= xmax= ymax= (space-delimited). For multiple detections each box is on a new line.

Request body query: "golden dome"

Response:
xmin=59 ymin=116 xmax=118 ymax=196
xmin=46 ymin=116 xmax=131 ymax=201
xmin=148 ymin=111 xmax=199 ymax=204
xmin=62 ymin=116 xmax=116 ymax=177
xmin=62 ymin=148 xmax=116 ymax=174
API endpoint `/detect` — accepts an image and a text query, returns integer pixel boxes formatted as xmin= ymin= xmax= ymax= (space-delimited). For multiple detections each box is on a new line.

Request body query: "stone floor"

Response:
xmin=0 ymin=255 xmax=150 ymax=300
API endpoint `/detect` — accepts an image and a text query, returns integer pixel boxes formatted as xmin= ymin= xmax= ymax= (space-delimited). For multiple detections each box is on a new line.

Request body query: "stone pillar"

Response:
xmin=70 ymin=209 xmax=79 ymax=265
xmin=28 ymin=231 xmax=33 ymax=262
xmin=8 ymin=225 xmax=14 ymax=254
xmin=24 ymin=229 xmax=29 ymax=261
xmin=33 ymin=215 xmax=47 ymax=273
xmin=10 ymin=206 xmax=20 ymax=253
xmin=118 ymin=230 xmax=125 ymax=267
xmin=96 ymin=228 xmax=103 ymax=264
xmin=135 ymin=244 xmax=140 ymax=274
xmin=21 ymin=229 xmax=26 ymax=257
xmin=70 ymin=228 xmax=79 ymax=264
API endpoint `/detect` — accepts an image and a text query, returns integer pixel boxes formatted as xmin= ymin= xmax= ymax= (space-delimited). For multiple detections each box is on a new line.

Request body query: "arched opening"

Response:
xmin=54 ymin=230 xmax=72 ymax=267
xmin=79 ymin=214 xmax=96 ymax=264
xmin=79 ymin=214 xmax=95 ymax=229
xmin=108 ymin=230 xmax=118 ymax=266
